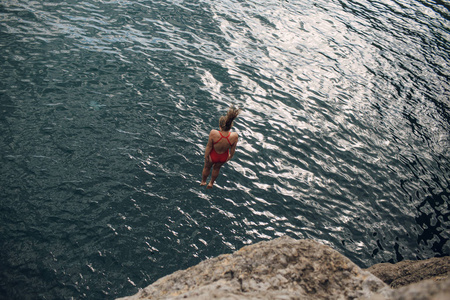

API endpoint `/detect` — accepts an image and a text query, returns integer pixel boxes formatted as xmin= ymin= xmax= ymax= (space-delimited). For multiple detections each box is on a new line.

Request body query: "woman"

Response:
xmin=201 ymin=106 xmax=241 ymax=189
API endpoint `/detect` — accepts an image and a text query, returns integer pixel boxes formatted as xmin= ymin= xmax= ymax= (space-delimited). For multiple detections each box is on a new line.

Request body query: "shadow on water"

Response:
xmin=415 ymin=171 xmax=450 ymax=257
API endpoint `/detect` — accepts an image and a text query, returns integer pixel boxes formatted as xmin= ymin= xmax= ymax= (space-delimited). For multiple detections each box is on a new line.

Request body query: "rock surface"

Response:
xmin=387 ymin=277 xmax=450 ymax=300
xmin=118 ymin=236 xmax=390 ymax=299
xmin=117 ymin=237 xmax=450 ymax=300
xmin=366 ymin=256 xmax=450 ymax=288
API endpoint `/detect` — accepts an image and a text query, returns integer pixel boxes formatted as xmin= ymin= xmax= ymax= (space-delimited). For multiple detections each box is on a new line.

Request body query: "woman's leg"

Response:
xmin=207 ymin=162 xmax=225 ymax=189
xmin=201 ymin=159 xmax=214 ymax=185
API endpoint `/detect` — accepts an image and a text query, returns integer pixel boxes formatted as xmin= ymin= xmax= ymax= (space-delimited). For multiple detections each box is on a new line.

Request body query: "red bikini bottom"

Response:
xmin=210 ymin=148 xmax=229 ymax=163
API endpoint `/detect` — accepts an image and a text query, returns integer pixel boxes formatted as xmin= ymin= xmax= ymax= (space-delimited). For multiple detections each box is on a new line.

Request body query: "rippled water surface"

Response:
xmin=1 ymin=0 xmax=449 ymax=298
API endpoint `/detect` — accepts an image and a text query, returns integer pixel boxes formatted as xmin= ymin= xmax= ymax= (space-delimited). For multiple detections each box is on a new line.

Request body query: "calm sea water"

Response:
xmin=1 ymin=0 xmax=449 ymax=298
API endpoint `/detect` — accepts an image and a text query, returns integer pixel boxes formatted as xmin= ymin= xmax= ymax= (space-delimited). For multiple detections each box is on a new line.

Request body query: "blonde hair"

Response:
xmin=219 ymin=106 xmax=241 ymax=131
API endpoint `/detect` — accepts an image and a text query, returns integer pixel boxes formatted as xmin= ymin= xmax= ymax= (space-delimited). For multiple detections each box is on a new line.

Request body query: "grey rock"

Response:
xmin=117 ymin=237 xmax=450 ymax=299
xmin=117 ymin=236 xmax=390 ymax=299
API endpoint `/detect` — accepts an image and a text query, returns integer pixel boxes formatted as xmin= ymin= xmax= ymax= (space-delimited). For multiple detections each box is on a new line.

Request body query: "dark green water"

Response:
xmin=1 ymin=0 xmax=449 ymax=299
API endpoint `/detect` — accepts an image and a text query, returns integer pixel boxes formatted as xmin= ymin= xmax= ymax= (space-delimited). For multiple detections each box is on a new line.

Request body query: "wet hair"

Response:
xmin=219 ymin=105 xmax=241 ymax=131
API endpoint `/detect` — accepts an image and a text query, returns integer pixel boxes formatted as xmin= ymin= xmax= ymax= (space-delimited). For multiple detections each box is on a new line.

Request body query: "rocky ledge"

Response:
xmin=366 ymin=256 xmax=450 ymax=288
xmin=118 ymin=236 xmax=449 ymax=299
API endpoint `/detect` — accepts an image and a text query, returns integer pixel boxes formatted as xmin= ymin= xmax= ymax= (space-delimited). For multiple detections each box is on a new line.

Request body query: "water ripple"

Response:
xmin=1 ymin=0 xmax=450 ymax=299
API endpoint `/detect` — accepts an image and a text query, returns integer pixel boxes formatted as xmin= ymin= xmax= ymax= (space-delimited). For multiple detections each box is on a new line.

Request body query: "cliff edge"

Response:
xmin=117 ymin=236 xmax=449 ymax=299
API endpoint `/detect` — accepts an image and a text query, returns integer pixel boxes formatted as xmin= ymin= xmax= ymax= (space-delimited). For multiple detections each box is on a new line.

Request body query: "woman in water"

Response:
xmin=201 ymin=106 xmax=241 ymax=189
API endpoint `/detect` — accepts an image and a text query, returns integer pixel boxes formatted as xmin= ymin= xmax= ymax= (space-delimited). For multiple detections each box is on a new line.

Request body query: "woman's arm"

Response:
xmin=228 ymin=134 xmax=239 ymax=161
xmin=204 ymin=131 xmax=214 ymax=161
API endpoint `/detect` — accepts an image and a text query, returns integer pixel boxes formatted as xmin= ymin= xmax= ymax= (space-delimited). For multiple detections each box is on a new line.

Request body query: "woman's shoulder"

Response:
xmin=230 ymin=131 xmax=239 ymax=143
xmin=209 ymin=129 xmax=220 ymax=140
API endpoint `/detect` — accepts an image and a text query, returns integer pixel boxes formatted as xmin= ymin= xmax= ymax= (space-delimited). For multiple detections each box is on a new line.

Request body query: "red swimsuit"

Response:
xmin=210 ymin=131 xmax=232 ymax=163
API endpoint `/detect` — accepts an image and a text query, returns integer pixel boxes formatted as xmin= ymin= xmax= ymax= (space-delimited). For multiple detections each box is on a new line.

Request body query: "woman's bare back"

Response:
xmin=210 ymin=130 xmax=238 ymax=154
